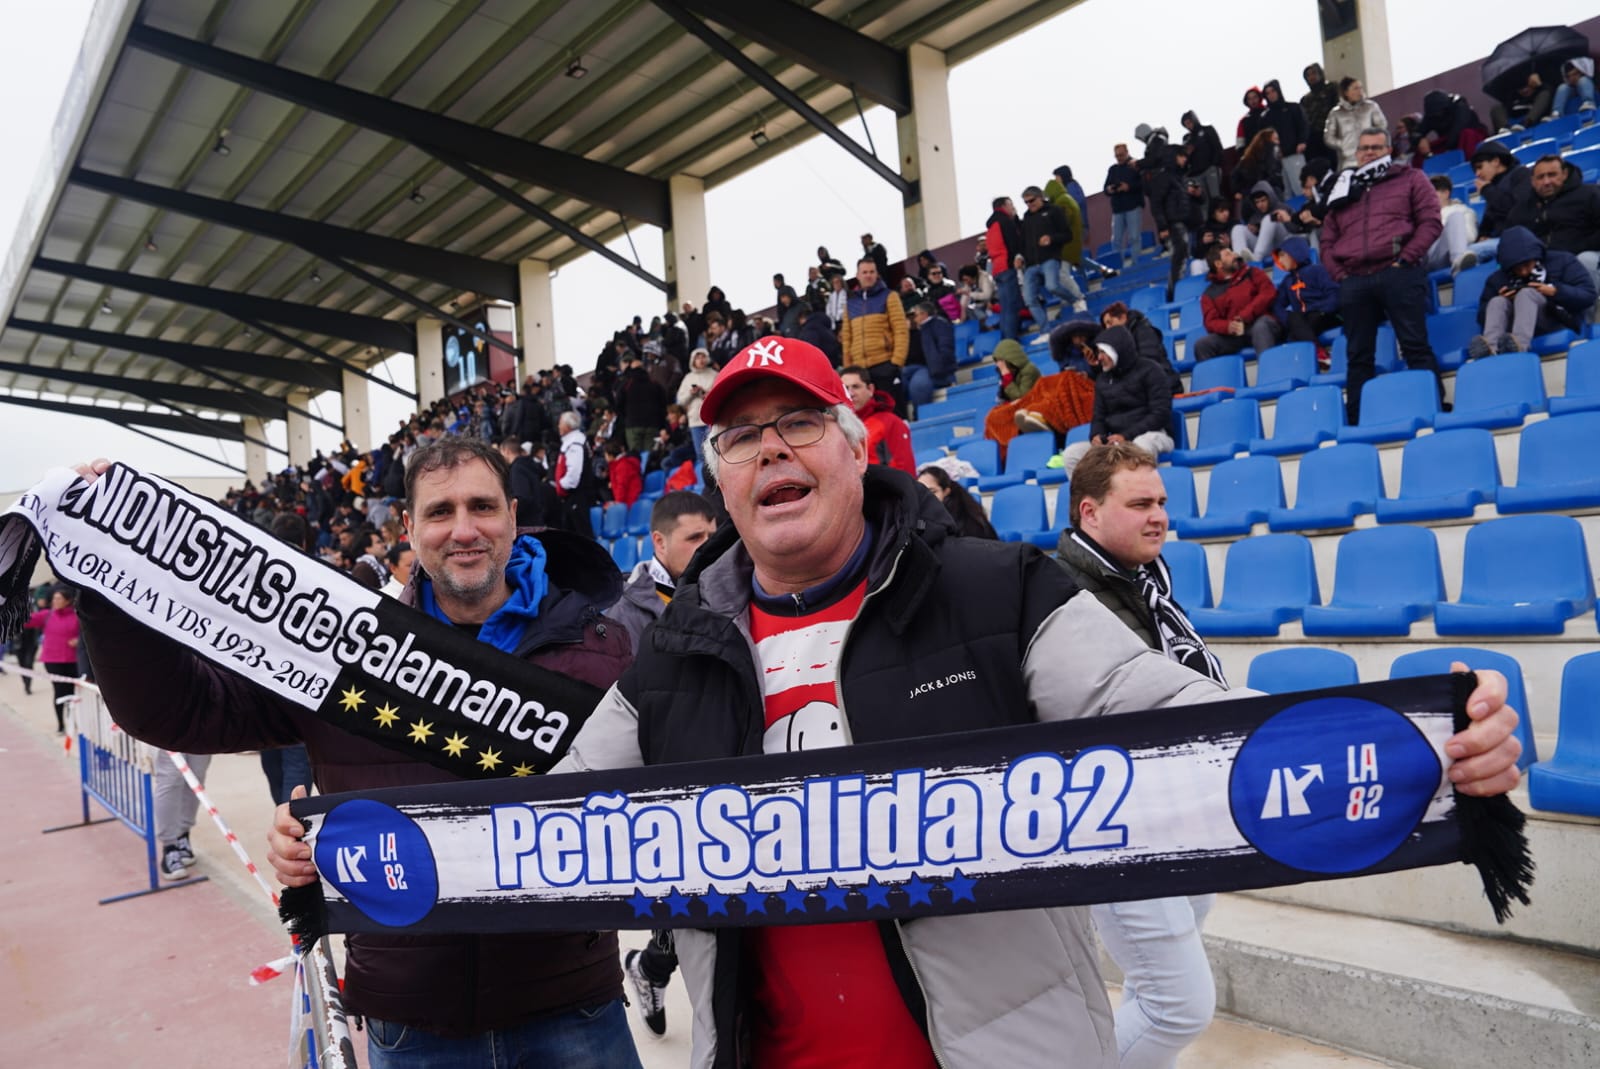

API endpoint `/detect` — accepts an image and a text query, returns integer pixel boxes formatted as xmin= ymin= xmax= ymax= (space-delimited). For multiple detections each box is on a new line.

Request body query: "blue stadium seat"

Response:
xmin=1391 ymin=647 xmax=1537 ymax=769
xmin=1158 ymin=465 xmax=1197 ymax=527
xmin=1550 ymin=339 xmax=1600 ymax=415
xmin=954 ymin=438 xmax=1000 ymax=480
xmin=1239 ymin=343 xmax=1316 ymax=400
xmin=915 ymin=448 xmax=947 ymax=470
xmin=1566 ymin=145 xmax=1600 ymax=183
xmin=609 ymin=537 xmax=638 ymax=571
xmin=973 ymin=331 xmax=1002 ymax=360
xmin=1532 ymin=328 xmax=1579 ymax=356
xmin=1435 ymin=350 xmax=1547 ymax=430
xmin=1174 ymin=355 xmax=1245 ymax=413
xmin=1511 ymin=137 xmax=1558 ymax=164
xmin=1446 ymin=263 xmax=1498 ymax=310
xmin=642 ymin=468 xmax=666 ymax=498
xmin=917 ymin=398 xmax=980 ymax=422
xmin=1023 ymin=489 xmax=1076 ymax=550
xmin=1267 ymin=443 xmax=1384 ymax=531
xmin=1065 ymin=422 xmax=1092 ymax=445
xmin=624 ymin=496 xmax=654 ymax=536
xmin=1174 ymin=455 xmax=1283 ymax=538
xmin=1421 ymin=148 xmax=1466 ymax=175
xmin=910 ymin=422 xmax=954 ymax=457
xmin=987 ymin=483 xmax=1049 ymax=542
xmin=1539 ymin=111 xmax=1587 ymax=141
xmin=1311 ymin=326 xmax=1400 ymax=388
xmin=600 ymin=502 xmax=628 ymax=541
xmin=1162 ymin=539 xmax=1212 ymax=609
xmin=589 ymin=505 xmax=603 ymax=535
xmin=968 ymin=363 xmax=1000 ymax=382
xmin=979 ymin=431 xmax=1061 ymax=491
xmin=1169 ymin=398 xmax=1262 ymax=466
xmin=1427 ymin=307 xmax=1484 ymax=372
xmin=1338 ymin=370 xmax=1440 ymax=444
xmin=1176 ymin=301 xmax=1205 ymax=331
xmin=1528 ymin=652 xmax=1600 ymax=817
xmin=1434 ymin=515 xmax=1595 ymax=635
xmin=1375 ymin=428 xmax=1499 ymax=522
xmin=1248 ymin=384 xmax=1345 ymax=456
xmin=1496 ymin=412 xmax=1600 ymax=512
xmin=1128 ymin=287 xmax=1165 ymax=313
xmin=1151 ymin=276 xmax=1209 ymax=324
xmin=1188 ymin=533 xmax=1319 ymax=636
xmin=1571 ymin=124 xmax=1600 ymax=153
xmin=1246 ymin=647 xmax=1361 ymax=693
xmin=1302 ymin=525 xmax=1444 ymax=637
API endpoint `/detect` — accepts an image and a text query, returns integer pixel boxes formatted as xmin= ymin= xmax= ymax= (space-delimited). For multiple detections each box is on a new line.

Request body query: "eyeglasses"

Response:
xmin=709 ymin=408 xmax=834 ymax=465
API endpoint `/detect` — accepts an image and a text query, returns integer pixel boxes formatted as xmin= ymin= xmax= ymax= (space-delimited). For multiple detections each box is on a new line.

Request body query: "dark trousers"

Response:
xmin=994 ymin=268 xmax=1023 ymax=340
xmin=1164 ymin=225 xmax=1189 ymax=302
xmin=866 ymin=361 xmax=907 ymax=413
xmin=45 ymin=661 xmax=76 ymax=732
xmin=1338 ymin=264 xmax=1440 ymax=423
xmin=1284 ymin=309 xmax=1342 ymax=345
xmin=563 ymin=494 xmax=597 ymax=540
xmin=259 ymin=745 xmax=314 ymax=805
xmin=638 ymin=929 xmax=677 ymax=985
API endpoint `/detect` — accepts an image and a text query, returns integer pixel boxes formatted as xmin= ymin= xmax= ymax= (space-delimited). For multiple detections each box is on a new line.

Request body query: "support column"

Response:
xmin=341 ymin=368 xmax=371 ymax=452
xmin=517 ymin=260 xmax=556 ymax=376
xmin=664 ymin=175 xmax=710 ymax=312
xmin=414 ymin=316 xmax=446 ymax=410
xmin=242 ymin=417 xmax=269 ymax=484
xmin=1321 ymin=0 xmax=1394 ymax=95
xmin=896 ymin=43 xmax=962 ymax=256
xmin=285 ymin=390 xmax=313 ymax=468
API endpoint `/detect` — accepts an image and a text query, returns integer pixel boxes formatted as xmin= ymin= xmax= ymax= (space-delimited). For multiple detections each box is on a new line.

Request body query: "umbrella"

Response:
xmin=1481 ymin=25 xmax=1591 ymax=102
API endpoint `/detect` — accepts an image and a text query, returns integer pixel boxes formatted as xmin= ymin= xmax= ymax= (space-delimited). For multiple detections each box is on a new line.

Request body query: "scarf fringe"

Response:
xmin=279 ymin=882 xmax=330 ymax=943
xmin=0 ymin=528 xmax=41 ymax=643
xmin=1451 ymin=673 xmax=1535 ymax=924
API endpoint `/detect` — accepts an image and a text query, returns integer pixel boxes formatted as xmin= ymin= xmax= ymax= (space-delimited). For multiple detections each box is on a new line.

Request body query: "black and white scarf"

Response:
xmin=1323 ymin=154 xmax=1393 ymax=212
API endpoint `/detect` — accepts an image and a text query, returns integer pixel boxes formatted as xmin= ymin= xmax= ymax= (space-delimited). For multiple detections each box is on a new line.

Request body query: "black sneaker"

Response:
xmin=174 ymin=834 xmax=195 ymax=868
xmin=1466 ymin=334 xmax=1494 ymax=360
xmin=624 ymin=949 xmax=667 ymax=1037
xmin=161 ymin=844 xmax=191 ymax=881
xmin=1496 ymin=333 xmax=1521 ymax=354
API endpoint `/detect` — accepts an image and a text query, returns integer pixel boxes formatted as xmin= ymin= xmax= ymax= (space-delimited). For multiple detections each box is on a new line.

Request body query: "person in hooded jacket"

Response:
xmin=1471 ymin=141 xmax=1530 ymax=248
xmin=1469 ymin=226 xmax=1599 ymax=357
xmin=1552 ymin=58 xmax=1597 ymax=118
xmin=1146 ymin=143 xmax=1198 ymax=301
xmin=840 ymin=366 xmax=917 ymax=475
xmin=1236 ymin=86 xmax=1267 ymax=148
xmin=1414 ymin=90 xmax=1487 ymax=166
xmin=1232 ymin=181 xmax=1297 ymax=261
xmin=1180 ymin=110 xmax=1224 ymax=203
xmin=1324 ymin=77 xmax=1387 ymax=169
xmin=994 ymin=337 xmax=1043 ymax=402
xmin=1506 ymin=155 xmax=1600 ymax=295
xmin=1272 ymin=236 xmax=1342 ymax=370
xmin=1261 ymin=80 xmax=1311 ymax=194
xmin=1100 ymin=300 xmax=1183 ymax=396
xmin=1301 ymin=63 xmax=1342 ymax=167
xmin=1044 ymin=171 xmax=1090 ymax=278
xmin=1058 ymin=325 xmax=1175 ymax=477
xmin=1193 ymin=199 xmax=1237 ymax=263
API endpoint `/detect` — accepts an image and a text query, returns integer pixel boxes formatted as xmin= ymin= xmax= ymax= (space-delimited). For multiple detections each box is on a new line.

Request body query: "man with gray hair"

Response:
xmin=554 ymin=409 xmax=598 ymax=539
xmin=1319 ymin=126 xmax=1443 ymax=422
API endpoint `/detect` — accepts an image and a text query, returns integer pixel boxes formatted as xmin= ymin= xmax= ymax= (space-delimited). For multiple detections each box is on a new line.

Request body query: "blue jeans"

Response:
xmin=366 ymin=1000 xmax=642 ymax=1069
xmin=690 ymin=424 xmax=708 ymax=462
xmin=1093 ymin=895 xmax=1216 ymax=1069
xmin=994 ymin=268 xmax=1023 ymax=340
xmin=1338 ymin=263 xmax=1440 ymax=423
xmin=1554 ymin=76 xmax=1596 ymax=115
xmin=1113 ymin=209 xmax=1143 ymax=259
xmin=902 ymin=364 xmax=934 ymax=407
xmin=1022 ymin=261 xmax=1083 ymax=330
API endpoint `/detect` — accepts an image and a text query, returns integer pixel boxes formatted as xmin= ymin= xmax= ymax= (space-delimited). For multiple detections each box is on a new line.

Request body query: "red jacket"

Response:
xmin=1200 ymin=265 xmax=1277 ymax=333
xmin=1320 ymin=164 xmax=1443 ymax=281
xmin=607 ymin=453 xmax=642 ymax=506
xmin=857 ymin=391 xmax=917 ymax=475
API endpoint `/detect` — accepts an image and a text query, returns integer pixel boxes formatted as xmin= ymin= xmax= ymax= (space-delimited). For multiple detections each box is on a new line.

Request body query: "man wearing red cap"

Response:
xmin=268 ymin=337 xmax=1527 ymax=1069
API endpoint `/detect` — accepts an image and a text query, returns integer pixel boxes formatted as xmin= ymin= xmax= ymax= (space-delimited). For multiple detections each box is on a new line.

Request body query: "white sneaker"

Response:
xmin=624 ymin=950 xmax=667 ymax=1037
xmin=1072 ymin=300 xmax=1089 ymax=313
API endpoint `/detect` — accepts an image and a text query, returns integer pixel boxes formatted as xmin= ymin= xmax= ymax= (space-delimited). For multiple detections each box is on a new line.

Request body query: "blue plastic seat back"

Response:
xmin=1512 ymin=137 xmax=1558 ymax=164
xmin=589 ymin=505 xmax=603 ymax=534
xmin=1128 ymin=287 xmax=1164 ymax=313
xmin=1257 ymin=384 xmax=1344 ymax=446
xmin=1159 ymin=465 xmax=1197 ymax=521
xmin=1515 ymin=412 xmax=1600 ymax=488
xmin=1326 ymin=525 xmax=1445 ymax=608
xmin=1572 ymin=124 xmax=1600 ymax=152
xmin=1390 ymin=647 xmax=1535 ymax=768
xmin=625 ymin=496 xmax=654 ymax=536
xmin=609 ymin=537 xmax=638 ymax=571
xmin=1171 ymin=275 xmax=1208 ymax=304
xmin=955 ymin=438 xmax=1000 ymax=477
xmin=1161 ymin=539 xmax=1211 ymax=608
xmin=1247 ymin=648 xmax=1360 ymax=693
xmin=1252 ymin=343 xmax=1316 ymax=392
xmin=1216 ymin=533 xmax=1319 ymax=611
xmin=1449 ymin=263 xmax=1499 ymax=309
xmin=1356 ymin=369 xmax=1441 ymax=429
xmin=1448 ymin=350 xmax=1547 ymax=418
xmin=1193 ymin=397 xmax=1263 ymax=449
xmin=1458 ymin=515 xmax=1596 ymax=610
xmin=1292 ymin=442 xmax=1385 ymax=511
xmin=988 ymin=483 xmax=1048 ymax=538
xmin=1065 ymin=422 xmax=1092 ymax=445
xmin=1392 ymin=427 xmax=1501 ymax=502
xmin=1421 ymin=148 xmax=1465 ymax=175
xmin=1528 ymin=652 xmax=1600 ymax=815
xmin=642 ymin=468 xmax=666 ymax=496
xmin=1554 ymin=340 xmax=1600 ymax=412
xmin=600 ymin=502 xmax=629 ymax=540
xmin=1427 ymin=308 xmax=1482 ymax=356
xmin=1201 ymin=455 xmax=1285 ymax=522
xmin=1177 ymin=301 xmax=1205 ymax=331
xmin=1189 ymin=354 xmax=1246 ymax=394
xmin=1005 ymin=432 xmax=1057 ymax=477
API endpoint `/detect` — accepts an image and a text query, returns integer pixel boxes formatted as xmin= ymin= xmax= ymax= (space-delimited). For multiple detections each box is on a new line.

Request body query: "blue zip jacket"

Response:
xmin=1272 ymin=237 xmax=1340 ymax=323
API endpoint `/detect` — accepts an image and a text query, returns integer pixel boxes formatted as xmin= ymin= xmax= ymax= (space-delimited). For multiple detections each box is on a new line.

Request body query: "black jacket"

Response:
xmin=1145 ymin=153 xmax=1195 ymax=232
xmin=1478 ymin=151 xmax=1531 ymax=239
xmin=616 ymin=367 xmax=669 ymax=432
xmin=1104 ymin=162 xmax=1144 ymax=213
xmin=1090 ymin=326 xmax=1173 ymax=441
xmin=1181 ymin=112 xmax=1224 ymax=173
xmin=1505 ymin=161 xmax=1600 ymax=255
xmin=798 ymin=312 xmax=843 ymax=366
xmin=1019 ymin=202 xmax=1072 ymax=266
xmin=1124 ymin=309 xmax=1183 ymax=395
xmin=1260 ymin=81 xmax=1310 ymax=151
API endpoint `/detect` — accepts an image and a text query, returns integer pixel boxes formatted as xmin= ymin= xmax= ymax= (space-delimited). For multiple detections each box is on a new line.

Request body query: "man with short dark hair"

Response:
xmin=841 ymin=257 xmax=910 ymax=405
xmin=908 ymin=301 xmax=957 ymax=407
xmin=1506 ymin=155 xmax=1600 ymax=294
xmin=1471 ymin=141 xmax=1530 ymax=242
xmin=1019 ymin=184 xmax=1088 ymax=330
xmin=841 ymin=365 xmax=916 ymax=475
xmin=984 ymin=196 xmax=1026 ymax=339
xmin=1320 ymin=127 xmax=1443 ymax=421
xmin=498 ymin=436 xmax=548 ymax=529
xmin=1193 ymin=245 xmax=1281 ymax=361
xmin=860 ymin=232 xmax=889 ymax=277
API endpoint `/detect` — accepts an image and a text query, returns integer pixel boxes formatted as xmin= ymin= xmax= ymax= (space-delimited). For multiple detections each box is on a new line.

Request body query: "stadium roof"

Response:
xmin=0 ymin=0 xmax=1079 ymax=448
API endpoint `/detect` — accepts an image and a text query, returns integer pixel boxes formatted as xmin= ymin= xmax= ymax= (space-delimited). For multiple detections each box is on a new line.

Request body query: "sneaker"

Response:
xmin=1583 ymin=101 xmax=1597 ymax=113
xmin=173 ymin=834 xmax=195 ymax=868
xmin=1101 ymin=267 xmax=1120 ymax=279
xmin=624 ymin=949 xmax=667 ymax=1037
xmin=1496 ymin=333 xmax=1521 ymax=354
xmin=161 ymin=844 xmax=191 ymax=881
xmin=1315 ymin=346 xmax=1332 ymax=374
xmin=1466 ymin=334 xmax=1494 ymax=360
xmin=1451 ymin=251 xmax=1477 ymax=276
xmin=1510 ymin=123 xmax=1526 ymax=132
xmin=1014 ymin=409 xmax=1051 ymax=434
xmin=1071 ymin=300 xmax=1089 ymax=314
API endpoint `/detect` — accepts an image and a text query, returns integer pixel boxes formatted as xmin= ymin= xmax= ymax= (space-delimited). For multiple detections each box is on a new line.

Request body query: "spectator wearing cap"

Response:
xmin=840 ymin=256 xmax=910 ymax=406
xmin=1020 ymin=184 xmax=1088 ymax=331
xmin=1471 ymin=141 xmax=1529 ymax=249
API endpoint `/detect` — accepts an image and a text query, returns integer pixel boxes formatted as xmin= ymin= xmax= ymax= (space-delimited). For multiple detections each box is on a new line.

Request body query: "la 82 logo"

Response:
xmin=1228 ymin=697 xmax=1441 ymax=874
xmin=314 ymin=799 xmax=439 ymax=927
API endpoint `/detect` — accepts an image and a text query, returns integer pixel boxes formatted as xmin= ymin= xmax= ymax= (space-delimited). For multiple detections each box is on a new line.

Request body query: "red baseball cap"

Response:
xmin=698 ymin=337 xmax=849 ymax=426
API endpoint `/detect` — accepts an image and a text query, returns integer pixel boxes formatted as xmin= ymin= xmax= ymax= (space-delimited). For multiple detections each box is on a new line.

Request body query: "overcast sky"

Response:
xmin=3 ymin=0 xmax=1597 ymax=491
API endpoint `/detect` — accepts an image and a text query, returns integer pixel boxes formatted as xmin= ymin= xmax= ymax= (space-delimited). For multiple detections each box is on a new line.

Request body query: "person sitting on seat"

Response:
xmin=1467 ymin=226 xmax=1597 ymax=358
xmin=1193 ymin=245 xmax=1281 ymax=361
xmin=1058 ymin=325 xmax=1174 ymax=477
xmin=1272 ymin=236 xmax=1342 ymax=372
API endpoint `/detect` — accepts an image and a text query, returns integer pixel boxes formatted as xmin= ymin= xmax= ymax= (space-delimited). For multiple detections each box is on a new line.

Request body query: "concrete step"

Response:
xmin=1199 ymin=895 xmax=1600 ymax=1069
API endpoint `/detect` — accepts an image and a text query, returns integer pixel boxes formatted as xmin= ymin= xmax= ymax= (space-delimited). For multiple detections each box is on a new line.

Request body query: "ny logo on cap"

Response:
xmin=746 ymin=340 xmax=785 ymax=367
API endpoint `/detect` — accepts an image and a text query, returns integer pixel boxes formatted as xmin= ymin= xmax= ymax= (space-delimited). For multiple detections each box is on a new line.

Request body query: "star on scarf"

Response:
xmin=407 ymin=719 xmax=434 ymax=744
xmin=441 ymin=733 xmax=469 ymax=758
xmin=510 ymin=763 xmax=535 ymax=778
xmin=373 ymin=703 xmax=400 ymax=728
xmin=477 ymin=748 xmax=503 ymax=772
xmin=338 ymin=686 xmax=366 ymax=712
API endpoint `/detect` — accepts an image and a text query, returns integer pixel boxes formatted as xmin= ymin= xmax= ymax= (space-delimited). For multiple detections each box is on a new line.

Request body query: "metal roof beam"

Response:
xmin=8 ymin=317 xmax=341 ymax=393
xmin=32 ymin=257 xmax=416 ymax=355
xmin=652 ymin=0 xmax=912 ymax=199
xmin=0 ymin=392 xmax=245 ymax=440
xmin=125 ymin=22 xmax=672 ymax=228
xmin=679 ymin=0 xmax=910 ymax=114
xmin=70 ymin=168 xmax=521 ymax=303
xmin=0 ymin=358 xmax=285 ymax=422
